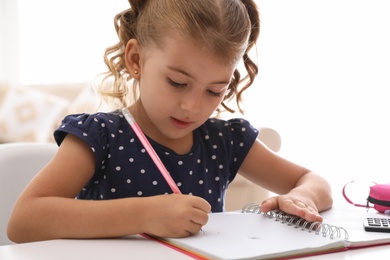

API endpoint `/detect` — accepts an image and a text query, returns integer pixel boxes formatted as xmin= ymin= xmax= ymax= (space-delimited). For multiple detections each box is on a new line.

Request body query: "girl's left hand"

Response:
xmin=260 ymin=195 xmax=323 ymax=223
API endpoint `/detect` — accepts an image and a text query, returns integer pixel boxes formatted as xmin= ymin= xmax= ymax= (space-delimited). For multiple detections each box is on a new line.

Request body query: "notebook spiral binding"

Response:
xmin=241 ymin=202 xmax=349 ymax=240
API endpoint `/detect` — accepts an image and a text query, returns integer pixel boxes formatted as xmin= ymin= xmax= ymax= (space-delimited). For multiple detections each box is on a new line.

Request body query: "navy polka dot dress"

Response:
xmin=54 ymin=110 xmax=259 ymax=212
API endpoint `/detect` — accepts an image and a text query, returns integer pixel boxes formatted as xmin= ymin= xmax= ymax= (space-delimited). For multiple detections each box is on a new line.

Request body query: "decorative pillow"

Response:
xmin=0 ymin=85 xmax=69 ymax=142
xmin=0 ymin=83 xmax=9 ymax=104
xmin=65 ymin=83 xmax=106 ymax=115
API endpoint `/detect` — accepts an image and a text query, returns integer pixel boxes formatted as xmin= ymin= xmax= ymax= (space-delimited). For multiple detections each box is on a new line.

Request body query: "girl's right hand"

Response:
xmin=142 ymin=194 xmax=211 ymax=238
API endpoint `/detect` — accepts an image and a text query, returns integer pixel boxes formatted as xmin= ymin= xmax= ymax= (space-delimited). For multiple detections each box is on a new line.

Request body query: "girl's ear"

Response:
xmin=125 ymin=39 xmax=141 ymax=79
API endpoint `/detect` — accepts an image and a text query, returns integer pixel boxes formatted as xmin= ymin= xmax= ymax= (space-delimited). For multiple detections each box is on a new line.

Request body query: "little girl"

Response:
xmin=8 ymin=0 xmax=332 ymax=243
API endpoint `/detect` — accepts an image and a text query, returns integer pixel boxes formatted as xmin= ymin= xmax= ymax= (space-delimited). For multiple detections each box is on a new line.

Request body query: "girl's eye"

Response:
xmin=168 ymin=78 xmax=186 ymax=88
xmin=207 ymin=90 xmax=222 ymax=97
xmin=168 ymin=77 xmax=224 ymax=97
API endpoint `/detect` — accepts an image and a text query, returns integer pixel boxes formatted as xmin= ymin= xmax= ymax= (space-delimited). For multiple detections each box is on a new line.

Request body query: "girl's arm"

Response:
xmin=238 ymin=139 xmax=333 ymax=222
xmin=7 ymin=134 xmax=210 ymax=243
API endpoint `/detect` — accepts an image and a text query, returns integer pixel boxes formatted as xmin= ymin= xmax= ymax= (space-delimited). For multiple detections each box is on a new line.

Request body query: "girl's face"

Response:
xmin=130 ymin=34 xmax=237 ymax=150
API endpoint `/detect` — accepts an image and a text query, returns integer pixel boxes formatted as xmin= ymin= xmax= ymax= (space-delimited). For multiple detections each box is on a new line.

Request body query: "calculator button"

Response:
xmin=367 ymin=218 xmax=381 ymax=226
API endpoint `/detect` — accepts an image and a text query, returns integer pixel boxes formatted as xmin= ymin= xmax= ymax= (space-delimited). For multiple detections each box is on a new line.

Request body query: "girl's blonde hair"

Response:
xmin=101 ymin=0 xmax=260 ymax=114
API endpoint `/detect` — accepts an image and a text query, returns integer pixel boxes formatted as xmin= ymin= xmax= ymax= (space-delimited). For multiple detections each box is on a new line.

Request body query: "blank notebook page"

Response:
xmin=163 ymin=211 xmax=347 ymax=260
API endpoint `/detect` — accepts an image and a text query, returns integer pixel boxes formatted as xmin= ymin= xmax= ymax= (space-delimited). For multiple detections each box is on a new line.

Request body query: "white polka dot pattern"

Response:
xmin=54 ymin=111 xmax=259 ymax=212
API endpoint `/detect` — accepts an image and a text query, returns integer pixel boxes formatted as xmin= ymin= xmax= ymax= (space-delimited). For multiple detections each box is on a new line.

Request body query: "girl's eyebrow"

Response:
xmin=167 ymin=65 xmax=231 ymax=85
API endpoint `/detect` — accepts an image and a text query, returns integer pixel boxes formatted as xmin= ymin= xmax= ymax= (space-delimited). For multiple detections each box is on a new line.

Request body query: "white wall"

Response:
xmin=12 ymin=0 xmax=128 ymax=84
xmin=0 ymin=0 xmax=5 ymax=82
xmin=1 ymin=0 xmax=389 ymax=204
xmin=0 ymin=0 xmax=19 ymax=83
xmin=244 ymin=0 xmax=390 ymax=203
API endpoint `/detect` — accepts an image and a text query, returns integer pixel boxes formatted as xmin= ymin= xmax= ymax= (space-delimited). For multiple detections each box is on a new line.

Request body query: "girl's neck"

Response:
xmin=127 ymin=101 xmax=194 ymax=155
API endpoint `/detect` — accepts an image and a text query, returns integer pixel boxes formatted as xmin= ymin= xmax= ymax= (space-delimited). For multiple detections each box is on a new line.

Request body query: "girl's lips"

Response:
xmin=171 ymin=117 xmax=193 ymax=129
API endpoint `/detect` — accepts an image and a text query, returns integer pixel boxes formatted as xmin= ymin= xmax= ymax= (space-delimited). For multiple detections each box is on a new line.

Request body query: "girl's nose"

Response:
xmin=180 ymin=92 xmax=202 ymax=114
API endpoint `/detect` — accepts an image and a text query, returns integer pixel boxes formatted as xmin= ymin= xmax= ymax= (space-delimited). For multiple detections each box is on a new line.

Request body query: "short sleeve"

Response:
xmin=225 ymin=118 xmax=259 ymax=180
xmin=200 ymin=118 xmax=259 ymax=183
xmin=53 ymin=112 xmax=120 ymax=172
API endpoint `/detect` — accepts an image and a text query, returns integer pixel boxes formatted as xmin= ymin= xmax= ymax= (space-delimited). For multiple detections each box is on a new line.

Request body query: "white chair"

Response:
xmin=0 ymin=142 xmax=58 ymax=245
xmin=225 ymin=127 xmax=281 ymax=211
xmin=257 ymin=127 xmax=281 ymax=153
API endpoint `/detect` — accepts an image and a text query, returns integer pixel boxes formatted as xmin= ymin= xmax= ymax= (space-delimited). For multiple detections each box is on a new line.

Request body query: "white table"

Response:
xmin=1 ymin=235 xmax=390 ymax=260
xmin=2 ymin=205 xmax=390 ymax=259
xmin=0 ymin=235 xmax=193 ymax=260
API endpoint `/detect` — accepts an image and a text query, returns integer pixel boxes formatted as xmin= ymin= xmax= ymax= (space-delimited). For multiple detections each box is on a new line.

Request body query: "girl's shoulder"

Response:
xmin=60 ymin=110 xmax=124 ymax=125
xmin=201 ymin=117 xmax=259 ymax=136
xmin=53 ymin=110 xmax=127 ymax=145
xmin=196 ymin=117 xmax=259 ymax=153
xmin=58 ymin=110 xmax=125 ymax=131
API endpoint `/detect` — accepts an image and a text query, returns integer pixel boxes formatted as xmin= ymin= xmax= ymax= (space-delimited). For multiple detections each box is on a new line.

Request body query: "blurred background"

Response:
xmin=1 ymin=0 xmax=389 ymax=204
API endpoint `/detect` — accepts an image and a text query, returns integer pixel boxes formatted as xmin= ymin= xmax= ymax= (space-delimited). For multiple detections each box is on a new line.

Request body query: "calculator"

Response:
xmin=363 ymin=217 xmax=390 ymax=232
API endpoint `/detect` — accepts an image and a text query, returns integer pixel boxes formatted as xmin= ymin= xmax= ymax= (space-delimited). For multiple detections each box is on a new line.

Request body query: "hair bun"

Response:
xmin=128 ymin=0 xmax=147 ymax=16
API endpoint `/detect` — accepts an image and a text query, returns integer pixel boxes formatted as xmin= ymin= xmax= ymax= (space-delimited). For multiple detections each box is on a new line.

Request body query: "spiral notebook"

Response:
xmin=146 ymin=204 xmax=390 ymax=260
